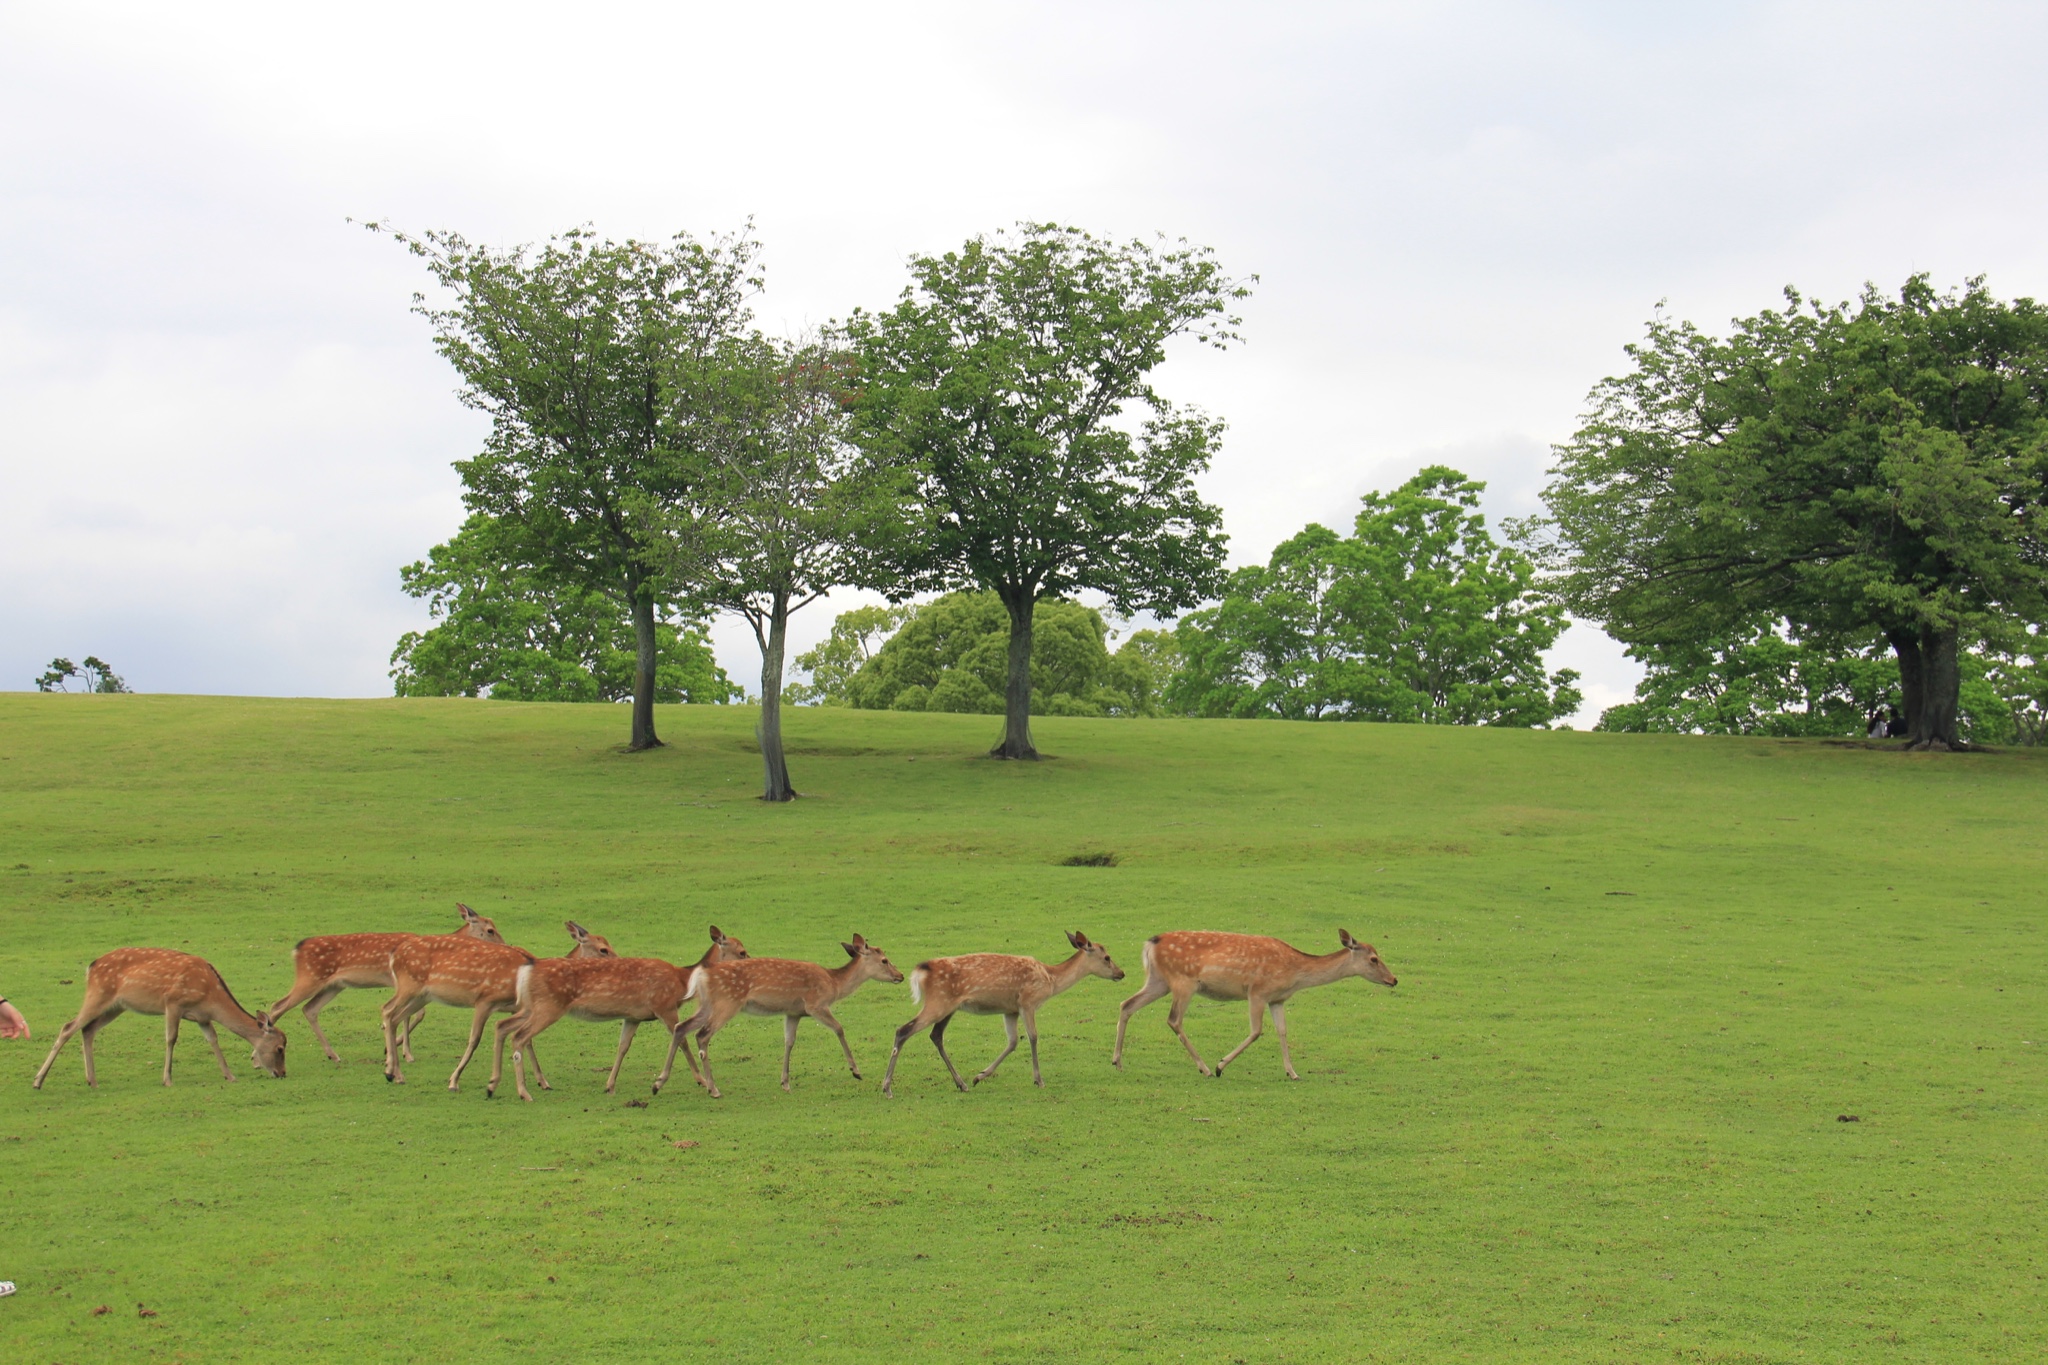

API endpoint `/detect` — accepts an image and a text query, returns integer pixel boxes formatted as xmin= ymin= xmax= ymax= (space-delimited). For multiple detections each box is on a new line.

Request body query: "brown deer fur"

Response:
xmin=881 ymin=931 xmax=1124 ymax=1096
xmin=486 ymin=927 xmax=747 ymax=1102
xmin=668 ymin=934 xmax=903 ymax=1098
xmin=34 ymin=948 xmax=287 ymax=1088
xmin=1112 ymin=929 xmax=1397 ymax=1078
xmin=268 ymin=903 xmax=509 ymax=1064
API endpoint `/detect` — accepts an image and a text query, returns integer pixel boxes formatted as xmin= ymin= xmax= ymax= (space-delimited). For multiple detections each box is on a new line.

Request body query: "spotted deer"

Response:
xmin=33 ymin=948 xmax=287 ymax=1088
xmin=268 ymin=903 xmax=511 ymax=1063
xmin=1112 ymin=929 xmax=1397 ymax=1078
xmin=485 ymin=927 xmax=747 ymax=1102
xmin=880 ymin=931 xmax=1124 ymax=1097
xmin=667 ymin=934 xmax=904 ymax=1098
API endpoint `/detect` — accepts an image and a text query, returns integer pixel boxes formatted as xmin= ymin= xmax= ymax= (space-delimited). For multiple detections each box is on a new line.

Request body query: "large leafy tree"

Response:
xmin=843 ymin=223 xmax=1242 ymax=758
xmin=377 ymin=223 xmax=758 ymax=750
xmin=390 ymin=514 xmax=738 ymax=704
xmin=1541 ymin=276 xmax=2048 ymax=751
xmin=659 ymin=337 xmax=903 ymax=800
xmin=1171 ymin=468 xmax=1581 ymax=726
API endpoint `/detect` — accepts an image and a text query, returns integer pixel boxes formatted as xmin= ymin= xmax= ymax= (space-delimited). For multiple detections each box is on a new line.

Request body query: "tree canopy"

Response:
xmin=843 ymin=223 xmax=1243 ymax=757
xmin=390 ymin=514 xmax=738 ymax=705
xmin=1170 ymin=468 xmax=1581 ymax=725
xmin=796 ymin=591 xmax=1167 ymax=717
xmin=1541 ymin=275 xmax=2048 ymax=750
xmin=376 ymin=222 xmax=759 ymax=749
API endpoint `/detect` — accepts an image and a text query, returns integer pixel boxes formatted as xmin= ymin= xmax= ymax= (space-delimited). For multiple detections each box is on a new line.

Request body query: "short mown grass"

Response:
xmin=0 ymin=695 xmax=2042 ymax=1362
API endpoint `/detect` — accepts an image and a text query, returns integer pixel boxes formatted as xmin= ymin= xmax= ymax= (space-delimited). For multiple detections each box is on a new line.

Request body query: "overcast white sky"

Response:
xmin=6 ymin=1 xmax=2047 ymax=721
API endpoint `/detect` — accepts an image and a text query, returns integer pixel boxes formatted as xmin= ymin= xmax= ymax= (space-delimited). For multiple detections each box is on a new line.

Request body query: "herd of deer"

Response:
xmin=29 ymin=904 xmax=1399 ymax=1098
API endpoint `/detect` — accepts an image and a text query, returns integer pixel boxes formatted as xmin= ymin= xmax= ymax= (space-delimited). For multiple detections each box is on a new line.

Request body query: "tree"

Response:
xmin=35 ymin=657 xmax=129 ymax=693
xmin=1540 ymin=276 xmax=2048 ymax=751
xmin=669 ymin=337 xmax=904 ymax=800
xmin=376 ymin=222 xmax=758 ymax=750
xmin=1170 ymin=468 xmax=1582 ymax=725
xmin=389 ymin=514 xmax=739 ymax=704
xmin=1593 ymin=624 xmax=1898 ymax=736
xmin=785 ymin=604 xmax=913 ymax=705
xmin=800 ymin=591 xmax=1154 ymax=716
xmin=844 ymin=223 xmax=1243 ymax=758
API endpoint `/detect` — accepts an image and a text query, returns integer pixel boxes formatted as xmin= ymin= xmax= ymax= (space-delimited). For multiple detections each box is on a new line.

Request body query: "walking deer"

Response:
xmin=485 ymin=927 xmax=747 ymax=1102
xmin=880 ymin=931 xmax=1124 ymax=1097
xmin=33 ymin=948 xmax=287 ymax=1088
xmin=668 ymin=934 xmax=903 ymax=1098
xmin=1112 ymin=929 xmax=1397 ymax=1078
xmin=269 ymin=903 xmax=512 ymax=1063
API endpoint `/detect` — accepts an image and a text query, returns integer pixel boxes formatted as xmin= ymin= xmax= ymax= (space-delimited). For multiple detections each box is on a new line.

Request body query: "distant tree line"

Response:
xmin=34 ymin=657 xmax=129 ymax=693
xmin=387 ymin=218 xmax=2048 ymax=784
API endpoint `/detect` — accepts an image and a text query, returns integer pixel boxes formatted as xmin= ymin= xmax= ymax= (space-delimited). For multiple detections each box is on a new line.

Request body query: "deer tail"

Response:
xmin=908 ymin=965 xmax=928 ymax=1007
xmin=514 ymin=963 xmax=534 ymax=1011
xmin=684 ymin=966 xmax=705 ymax=1002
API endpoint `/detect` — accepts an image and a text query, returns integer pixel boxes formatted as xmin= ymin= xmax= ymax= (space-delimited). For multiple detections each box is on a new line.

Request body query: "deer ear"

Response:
xmin=708 ymin=925 xmax=725 ymax=943
xmin=1339 ymin=928 xmax=1358 ymax=948
xmin=851 ymin=933 xmax=868 ymax=948
xmin=256 ymin=1011 xmax=273 ymax=1029
xmin=1068 ymin=930 xmax=1088 ymax=949
xmin=458 ymin=902 xmax=475 ymax=920
xmin=842 ymin=942 xmax=859 ymax=959
xmin=566 ymin=921 xmax=586 ymax=939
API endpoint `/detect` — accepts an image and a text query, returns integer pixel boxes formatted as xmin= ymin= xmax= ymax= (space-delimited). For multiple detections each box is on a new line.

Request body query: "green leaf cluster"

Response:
xmin=803 ymin=591 xmax=1164 ymax=717
xmin=1168 ymin=468 xmax=1580 ymax=726
xmin=389 ymin=516 xmax=739 ymax=704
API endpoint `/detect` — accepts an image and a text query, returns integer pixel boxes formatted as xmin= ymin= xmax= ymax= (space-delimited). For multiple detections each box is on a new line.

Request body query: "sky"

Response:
xmin=5 ymin=1 xmax=2047 ymax=720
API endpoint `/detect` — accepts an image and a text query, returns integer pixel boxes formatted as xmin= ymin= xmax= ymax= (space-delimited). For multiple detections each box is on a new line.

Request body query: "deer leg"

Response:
xmin=1113 ymin=974 xmax=1171 ymax=1070
xmin=780 ymin=1014 xmax=802 ymax=1091
xmin=162 ymin=1010 xmax=182 ymax=1087
xmin=446 ymin=1002 xmax=492 ymax=1091
xmin=510 ymin=1025 xmax=540 ymax=1104
xmin=295 ymin=985 xmax=346 ymax=1063
xmin=522 ymin=1032 xmax=551 ymax=1092
xmin=380 ymin=989 xmax=423 ymax=1083
xmin=1271 ymin=1000 xmax=1298 ymax=1079
xmin=927 ymin=1013 xmax=969 ymax=1091
xmin=650 ymin=1009 xmax=684 ymax=1095
xmin=809 ymin=1005 xmax=862 ymax=1082
xmin=974 ymin=1015 xmax=1020 ymax=1086
xmin=881 ymin=1009 xmax=930 ymax=1098
xmin=660 ymin=1017 xmax=702 ymax=1094
xmin=34 ymin=1011 xmax=95 ymax=1090
xmin=605 ymin=1020 xmax=640 ymax=1093
xmin=1165 ymin=987 xmax=1213 ymax=1076
xmin=1025 ymin=1008 xmax=1043 ymax=1087
xmin=1214 ymin=996 xmax=1268 ymax=1076
xmin=199 ymin=1021 xmax=236 ymax=1081
xmin=400 ymin=999 xmax=429 ymax=1063
xmin=78 ymin=1010 xmax=119 ymax=1089
xmin=485 ymin=1013 xmax=520 ymax=1098
xmin=695 ymin=1015 xmax=729 ymax=1100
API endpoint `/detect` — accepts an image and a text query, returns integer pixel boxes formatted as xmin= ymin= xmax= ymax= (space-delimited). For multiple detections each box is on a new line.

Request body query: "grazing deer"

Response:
xmin=485 ymin=927 xmax=747 ymax=1102
xmin=269 ymin=903 xmax=510 ymax=1063
xmin=1112 ymin=929 xmax=1397 ymax=1079
xmin=668 ymin=934 xmax=903 ymax=1098
xmin=880 ymin=931 xmax=1124 ymax=1097
xmin=33 ymin=948 xmax=287 ymax=1088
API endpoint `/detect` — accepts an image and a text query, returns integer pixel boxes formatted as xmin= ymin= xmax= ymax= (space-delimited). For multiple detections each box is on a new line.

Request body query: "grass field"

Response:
xmin=0 ymin=694 xmax=2043 ymax=1363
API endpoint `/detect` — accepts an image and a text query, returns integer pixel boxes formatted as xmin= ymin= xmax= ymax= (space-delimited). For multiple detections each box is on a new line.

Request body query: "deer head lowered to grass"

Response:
xmin=881 ymin=931 xmax=1124 ymax=1097
xmin=34 ymin=948 xmax=287 ymax=1088
xmin=1112 ymin=928 xmax=1396 ymax=1079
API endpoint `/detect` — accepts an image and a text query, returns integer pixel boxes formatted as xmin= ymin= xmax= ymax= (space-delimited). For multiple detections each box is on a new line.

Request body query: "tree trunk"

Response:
xmin=1887 ymin=626 xmax=1963 ymax=750
xmin=991 ymin=592 xmax=1039 ymax=760
xmin=757 ymin=594 xmax=796 ymax=801
xmin=628 ymin=591 xmax=663 ymax=752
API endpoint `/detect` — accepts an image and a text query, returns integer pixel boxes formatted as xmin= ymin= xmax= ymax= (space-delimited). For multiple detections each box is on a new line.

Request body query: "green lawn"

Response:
xmin=0 ymin=695 xmax=2042 ymax=1363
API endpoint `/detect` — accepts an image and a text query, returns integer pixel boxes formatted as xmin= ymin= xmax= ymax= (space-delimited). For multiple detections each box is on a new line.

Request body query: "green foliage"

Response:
xmin=1171 ymin=468 xmax=1581 ymax=725
xmin=1594 ymin=624 xmax=1899 ymax=736
xmin=390 ymin=515 xmax=738 ymax=704
xmin=376 ymin=221 xmax=760 ymax=746
xmin=4 ymin=696 xmax=2046 ymax=1361
xmin=34 ymin=656 xmax=129 ymax=693
xmin=1541 ymin=275 xmax=2048 ymax=745
xmin=824 ymin=591 xmax=1149 ymax=717
xmin=786 ymin=604 xmax=913 ymax=706
xmin=842 ymin=223 xmax=1242 ymax=754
